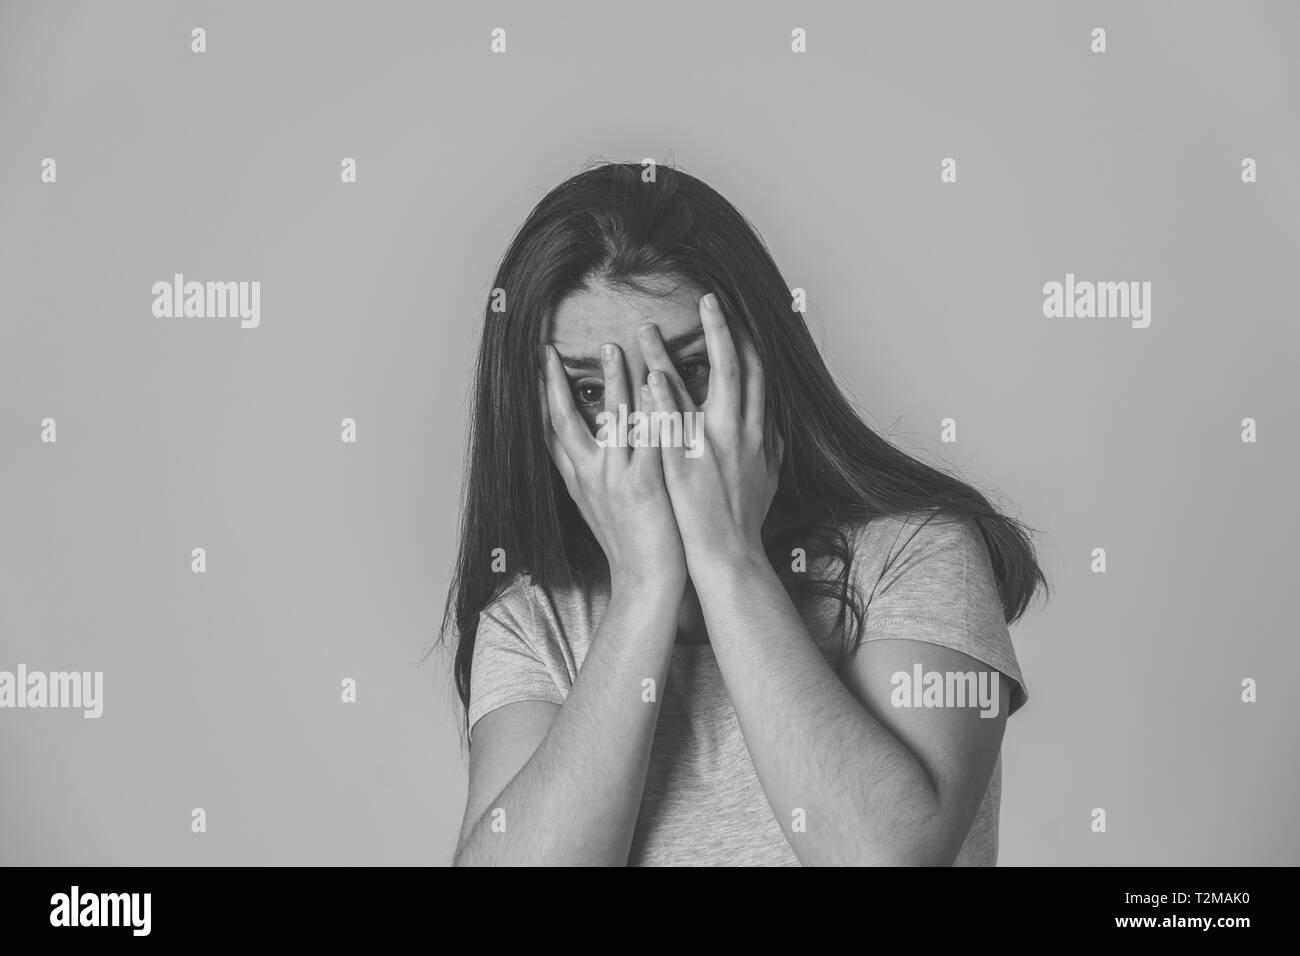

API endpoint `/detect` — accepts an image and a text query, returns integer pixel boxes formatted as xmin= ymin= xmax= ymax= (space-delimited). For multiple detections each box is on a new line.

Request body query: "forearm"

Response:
xmin=692 ymin=552 xmax=944 ymax=866
xmin=454 ymin=579 xmax=680 ymax=866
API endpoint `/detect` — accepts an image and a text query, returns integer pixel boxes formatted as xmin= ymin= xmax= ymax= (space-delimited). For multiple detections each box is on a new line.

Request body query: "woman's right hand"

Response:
xmin=541 ymin=341 xmax=688 ymax=596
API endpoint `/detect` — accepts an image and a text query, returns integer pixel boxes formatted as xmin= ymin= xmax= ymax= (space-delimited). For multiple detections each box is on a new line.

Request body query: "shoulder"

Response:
xmin=477 ymin=571 xmax=605 ymax=654
xmin=846 ymin=508 xmax=984 ymax=549
xmin=836 ymin=510 xmax=1028 ymax=715
xmin=842 ymin=510 xmax=995 ymax=593
xmin=474 ymin=574 xmax=542 ymax=645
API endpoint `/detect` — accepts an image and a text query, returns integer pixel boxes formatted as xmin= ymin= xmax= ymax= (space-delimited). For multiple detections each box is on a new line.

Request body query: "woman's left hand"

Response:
xmin=635 ymin=293 xmax=782 ymax=576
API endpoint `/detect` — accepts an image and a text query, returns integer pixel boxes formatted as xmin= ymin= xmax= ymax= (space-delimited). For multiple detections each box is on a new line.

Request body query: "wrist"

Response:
xmin=609 ymin=566 xmax=687 ymax=602
xmin=685 ymin=538 xmax=773 ymax=589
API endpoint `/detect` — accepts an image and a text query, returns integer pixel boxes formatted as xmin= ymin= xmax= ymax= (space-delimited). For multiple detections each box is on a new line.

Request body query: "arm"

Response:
xmin=690 ymin=551 xmax=1005 ymax=866
xmin=453 ymin=580 xmax=680 ymax=866
xmin=637 ymin=293 xmax=1007 ymax=865
xmin=453 ymin=339 xmax=688 ymax=865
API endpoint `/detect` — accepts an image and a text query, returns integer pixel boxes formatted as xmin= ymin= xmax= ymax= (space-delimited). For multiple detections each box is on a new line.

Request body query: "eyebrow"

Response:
xmin=555 ymin=328 xmax=706 ymax=374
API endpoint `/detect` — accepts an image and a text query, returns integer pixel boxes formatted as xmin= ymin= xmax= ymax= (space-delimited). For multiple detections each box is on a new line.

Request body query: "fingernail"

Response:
xmin=640 ymin=384 xmax=652 ymax=403
xmin=638 ymin=323 xmax=657 ymax=340
xmin=702 ymin=293 xmax=716 ymax=312
xmin=601 ymin=343 xmax=616 ymax=364
xmin=648 ymin=370 xmax=664 ymax=386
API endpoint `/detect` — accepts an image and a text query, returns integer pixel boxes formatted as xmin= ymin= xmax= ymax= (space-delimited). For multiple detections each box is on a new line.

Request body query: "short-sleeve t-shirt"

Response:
xmin=466 ymin=511 xmax=1029 ymax=866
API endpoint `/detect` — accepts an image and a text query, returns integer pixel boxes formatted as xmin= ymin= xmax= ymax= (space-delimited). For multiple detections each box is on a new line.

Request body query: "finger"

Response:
xmin=699 ymin=293 xmax=741 ymax=422
xmin=633 ymin=383 xmax=652 ymax=455
xmin=741 ymin=339 xmax=766 ymax=441
xmin=636 ymin=322 xmax=698 ymax=414
xmin=599 ymin=342 xmax=631 ymax=464
xmin=601 ymin=343 xmax=631 ymax=416
xmin=543 ymin=343 xmax=594 ymax=463
xmin=647 ymin=369 xmax=686 ymax=471
xmin=629 ymin=383 xmax=659 ymax=477
xmin=538 ymin=378 xmax=576 ymax=483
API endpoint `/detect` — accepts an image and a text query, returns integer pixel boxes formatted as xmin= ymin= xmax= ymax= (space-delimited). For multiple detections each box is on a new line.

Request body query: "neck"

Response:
xmin=675 ymin=579 xmax=710 ymax=645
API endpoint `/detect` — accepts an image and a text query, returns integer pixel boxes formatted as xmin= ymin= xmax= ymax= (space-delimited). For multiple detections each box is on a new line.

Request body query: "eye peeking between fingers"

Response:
xmin=678 ymin=358 xmax=710 ymax=384
xmin=570 ymin=359 xmax=708 ymax=409
xmin=677 ymin=357 xmax=711 ymax=403
xmin=572 ymin=378 xmax=605 ymax=408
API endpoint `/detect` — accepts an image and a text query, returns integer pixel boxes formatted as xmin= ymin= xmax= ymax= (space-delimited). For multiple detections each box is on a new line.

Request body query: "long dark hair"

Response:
xmin=439 ymin=159 xmax=1048 ymax=743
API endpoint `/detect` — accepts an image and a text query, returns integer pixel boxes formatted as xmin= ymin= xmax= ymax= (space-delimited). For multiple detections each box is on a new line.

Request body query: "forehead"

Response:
xmin=545 ymin=277 xmax=701 ymax=348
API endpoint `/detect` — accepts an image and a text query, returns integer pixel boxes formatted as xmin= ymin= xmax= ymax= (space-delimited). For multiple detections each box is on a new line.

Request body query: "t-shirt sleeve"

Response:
xmin=466 ymin=581 xmax=567 ymax=743
xmin=855 ymin=514 xmax=1029 ymax=716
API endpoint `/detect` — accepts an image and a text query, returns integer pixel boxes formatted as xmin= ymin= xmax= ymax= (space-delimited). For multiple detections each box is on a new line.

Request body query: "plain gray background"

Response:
xmin=2 ymin=0 xmax=1297 ymax=866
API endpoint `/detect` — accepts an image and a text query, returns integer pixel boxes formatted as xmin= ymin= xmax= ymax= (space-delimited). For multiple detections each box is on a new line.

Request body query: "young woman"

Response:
xmin=442 ymin=161 xmax=1048 ymax=866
